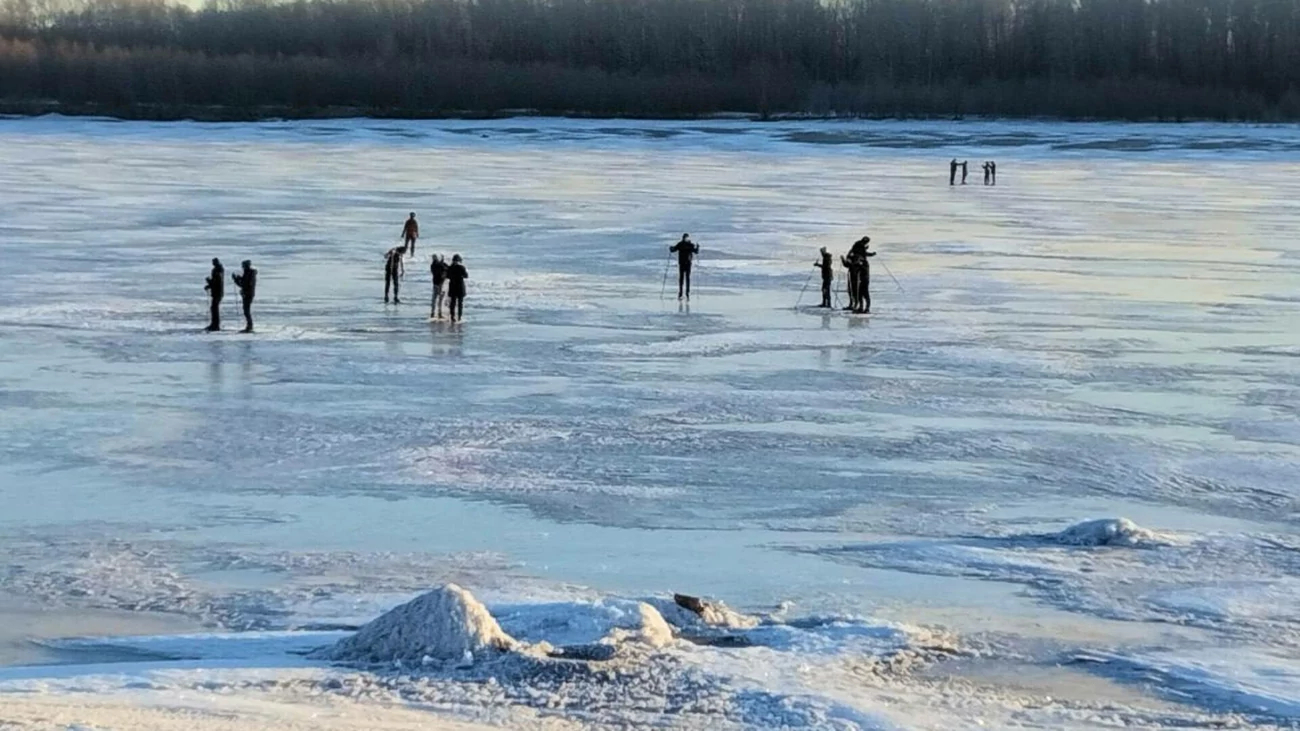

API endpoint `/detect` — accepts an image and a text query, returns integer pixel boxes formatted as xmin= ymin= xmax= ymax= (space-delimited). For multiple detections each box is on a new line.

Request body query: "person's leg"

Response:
xmin=437 ymin=288 xmax=444 ymax=319
xmin=385 ymin=269 xmax=392 ymax=303
xmin=208 ymin=298 xmax=220 ymax=331
xmin=677 ymin=268 xmax=685 ymax=298
xmin=860 ymin=271 xmax=870 ymax=313
xmin=393 ymin=272 xmax=400 ymax=304
xmin=821 ymin=280 xmax=830 ymax=307
xmin=406 ymin=236 xmax=415 ymax=258
xmin=242 ymin=298 xmax=253 ymax=332
xmin=684 ymin=268 xmax=691 ymax=299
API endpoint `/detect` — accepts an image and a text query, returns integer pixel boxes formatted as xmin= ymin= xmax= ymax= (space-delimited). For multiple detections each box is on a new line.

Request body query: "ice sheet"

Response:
xmin=1 ymin=116 xmax=1298 ymax=728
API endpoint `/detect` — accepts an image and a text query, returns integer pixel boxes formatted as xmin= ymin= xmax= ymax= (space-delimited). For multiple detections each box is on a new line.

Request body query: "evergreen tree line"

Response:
xmin=1 ymin=0 xmax=1298 ymax=120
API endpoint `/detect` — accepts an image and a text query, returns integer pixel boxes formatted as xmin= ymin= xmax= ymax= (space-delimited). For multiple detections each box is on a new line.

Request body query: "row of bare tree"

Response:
xmin=2 ymin=0 xmax=1298 ymax=119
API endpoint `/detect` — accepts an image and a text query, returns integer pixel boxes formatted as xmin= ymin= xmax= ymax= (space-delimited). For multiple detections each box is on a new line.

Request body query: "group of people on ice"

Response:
xmin=814 ymin=236 xmax=877 ymax=313
xmin=383 ymin=213 xmax=469 ymax=321
xmin=201 ymin=212 xmax=888 ymax=332
xmin=950 ymin=159 xmax=998 ymax=185
xmin=204 ymin=258 xmax=258 ymax=332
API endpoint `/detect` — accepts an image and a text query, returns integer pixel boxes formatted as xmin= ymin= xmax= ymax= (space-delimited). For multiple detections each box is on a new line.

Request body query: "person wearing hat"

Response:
xmin=813 ymin=247 xmax=834 ymax=308
xmin=204 ymin=257 xmax=224 ymax=331
xmin=446 ymin=253 xmax=468 ymax=322
xmin=669 ymin=233 xmax=700 ymax=300
xmin=232 ymin=259 xmax=258 ymax=332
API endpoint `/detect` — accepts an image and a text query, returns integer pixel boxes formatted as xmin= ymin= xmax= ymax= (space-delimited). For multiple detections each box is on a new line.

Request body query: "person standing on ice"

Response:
xmin=849 ymin=237 xmax=877 ymax=314
xmin=990 ymin=160 xmax=997 ymax=185
xmin=446 ymin=254 xmax=468 ymax=322
xmin=430 ymin=254 xmax=448 ymax=319
xmin=982 ymin=161 xmax=991 ymax=185
xmin=840 ymin=250 xmax=860 ymax=311
xmin=961 ymin=161 xmax=969 ymax=185
xmin=670 ymin=233 xmax=700 ymax=300
xmin=384 ymin=244 xmax=406 ymax=304
xmin=232 ymin=259 xmax=257 ymax=333
xmin=949 ymin=159 xmax=958 ymax=186
xmin=204 ymin=257 xmax=224 ymax=332
xmin=402 ymin=212 xmax=419 ymax=258
xmin=813 ymin=247 xmax=834 ymax=308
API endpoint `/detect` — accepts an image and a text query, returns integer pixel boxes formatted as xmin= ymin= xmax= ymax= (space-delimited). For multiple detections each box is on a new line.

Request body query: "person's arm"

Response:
xmin=398 ymin=258 xmax=405 ymax=278
xmin=670 ymin=243 xmax=679 ymax=253
xmin=865 ymin=251 xmax=877 ymax=258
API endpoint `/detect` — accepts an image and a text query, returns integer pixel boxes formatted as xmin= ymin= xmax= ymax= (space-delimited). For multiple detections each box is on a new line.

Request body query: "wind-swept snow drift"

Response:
xmin=316 ymin=584 xmax=516 ymax=664
xmin=1053 ymin=518 xmax=1162 ymax=547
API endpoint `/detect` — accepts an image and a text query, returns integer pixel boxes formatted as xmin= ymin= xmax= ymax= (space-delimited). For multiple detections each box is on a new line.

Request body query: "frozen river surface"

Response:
xmin=1 ymin=117 xmax=1299 ymax=729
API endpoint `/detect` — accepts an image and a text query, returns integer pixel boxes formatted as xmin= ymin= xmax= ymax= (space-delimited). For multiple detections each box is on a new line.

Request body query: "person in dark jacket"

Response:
xmin=430 ymin=254 xmax=448 ymax=320
xmin=669 ymin=233 xmax=700 ymax=300
xmin=961 ymin=160 xmax=969 ymax=185
xmin=232 ymin=259 xmax=257 ymax=333
xmin=446 ymin=254 xmax=468 ymax=322
xmin=813 ymin=247 xmax=834 ymax=308
xmin=848 ymin=237 xmax=877 ymax=314
xmin=204 ymin=257 xmax=224 ymax=331
xmin=402 ymin=212 xmax=419 ymax=258
xmin=990 ymin=160 xmax=997 ymax=185
xmin=949 ymin=158 xmax=958 ymax=186
xmin=384 ymin=245 xmax=406 ymax=304
xmin=841 ymin=252 xmax=859 ymax=311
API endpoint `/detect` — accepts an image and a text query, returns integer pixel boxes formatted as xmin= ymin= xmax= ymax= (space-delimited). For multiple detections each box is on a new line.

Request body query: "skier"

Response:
xmin=669 ymin=233 xmax=700 ymax=300
xmin=849 ymin=237 xmax=877 ymax=314
xmin=430 ymin=254 xmax=448 ymax=320
xmin=232 ymin=259 xmax=257 ymax=333
xmin=402 ymin=212 xmax=419 ymax=258
xmin=446 ymin=254 xmax=468 ymax=322
xmin=204 ymin=257 xmax=224 ymax=331
xmin=813 ymin=247 xmax=834 ymax=308
xmin=384 ymin=244 xmax=406 ymax=304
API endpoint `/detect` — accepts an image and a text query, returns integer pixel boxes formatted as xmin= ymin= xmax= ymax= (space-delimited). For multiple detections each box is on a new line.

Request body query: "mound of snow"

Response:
xmin=495 ymin=599 xmax=675 ymax=651
xmin=613 ymin=602 xmax=674 ymax=649
xmin=317 ymin=584 xmax=515 ymax=664
xmin=1054 ymin=518 xmax=1160 ymax=547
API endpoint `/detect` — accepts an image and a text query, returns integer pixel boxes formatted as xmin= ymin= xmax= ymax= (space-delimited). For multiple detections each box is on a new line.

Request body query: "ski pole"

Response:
xmin=659 ymin=252 xmax=672 ymax=300
xmin=879 ymin=259 xmax=904 ymax=293
xmin=795 ymin=268 xmax=814 ymax=308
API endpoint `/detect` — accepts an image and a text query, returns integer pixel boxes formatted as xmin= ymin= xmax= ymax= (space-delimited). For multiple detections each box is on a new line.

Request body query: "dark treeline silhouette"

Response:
xmin=2 ymin=0 xmax=1299 ymax=120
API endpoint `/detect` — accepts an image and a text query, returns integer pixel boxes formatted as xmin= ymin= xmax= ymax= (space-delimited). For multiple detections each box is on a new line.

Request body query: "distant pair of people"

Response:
xmin=204 ymin=258 xmax=258 ymax=332
xmin=813 ymin=236 xmax=876 ymax=313
xmin=981 ymin=161 xmax=998 ymax=185
xmin=949 ymin=159 xmax=970 ymax=185
xmin=428 ymin=253 xmax=468 ymax=322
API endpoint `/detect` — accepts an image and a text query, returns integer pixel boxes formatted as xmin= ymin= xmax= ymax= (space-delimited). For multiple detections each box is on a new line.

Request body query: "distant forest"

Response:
xmin=1 ymin=0 xmax=1298 ymax=120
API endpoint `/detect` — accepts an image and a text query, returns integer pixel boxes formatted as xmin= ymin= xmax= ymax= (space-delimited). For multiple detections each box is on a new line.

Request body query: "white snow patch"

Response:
xmin=1085 ymin=647 xmax=1300 ymax=718
xmin=1053 ymin=517 xmax=1165 ymax=547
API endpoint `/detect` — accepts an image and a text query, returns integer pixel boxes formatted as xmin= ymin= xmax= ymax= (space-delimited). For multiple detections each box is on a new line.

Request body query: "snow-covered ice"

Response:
xmin=1 ymin=115 xmax=1299 ymax=728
